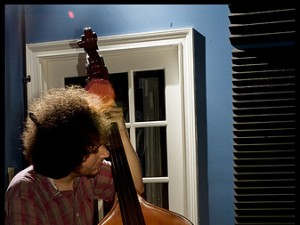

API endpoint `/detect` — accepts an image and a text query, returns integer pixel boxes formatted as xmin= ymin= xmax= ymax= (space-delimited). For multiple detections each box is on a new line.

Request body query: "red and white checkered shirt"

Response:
xmin=5 ymin=161 xmax=114 ymax=225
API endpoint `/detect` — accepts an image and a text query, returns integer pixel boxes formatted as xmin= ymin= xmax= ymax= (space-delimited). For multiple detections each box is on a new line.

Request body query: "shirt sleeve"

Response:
xmin=5 ymin=184 xmax=47 ymax=225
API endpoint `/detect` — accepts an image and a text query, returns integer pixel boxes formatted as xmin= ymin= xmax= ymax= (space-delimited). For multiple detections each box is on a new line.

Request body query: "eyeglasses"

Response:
xmin=87 ymin=144 xmax=101 ymax=154
xmin=82 ymin=144 xmax=101 ymax=162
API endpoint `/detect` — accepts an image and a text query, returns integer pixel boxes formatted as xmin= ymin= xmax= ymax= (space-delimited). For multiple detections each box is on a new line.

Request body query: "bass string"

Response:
xmin=109 ymin=123 xmax=146 ymax=225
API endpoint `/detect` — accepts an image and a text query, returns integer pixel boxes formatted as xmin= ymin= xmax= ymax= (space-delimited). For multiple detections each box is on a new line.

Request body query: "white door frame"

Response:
xmin=26 ymin=28 xmax=199 ymax=224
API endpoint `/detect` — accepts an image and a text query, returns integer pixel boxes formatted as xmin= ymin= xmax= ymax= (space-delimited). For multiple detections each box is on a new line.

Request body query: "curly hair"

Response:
xmin=22 ymin=85 xmax=111 ymax=179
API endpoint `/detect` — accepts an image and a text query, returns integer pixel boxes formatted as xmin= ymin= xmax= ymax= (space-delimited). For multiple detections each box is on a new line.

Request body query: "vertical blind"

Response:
xmin=228 ymin=4 xmax=296 ymax=225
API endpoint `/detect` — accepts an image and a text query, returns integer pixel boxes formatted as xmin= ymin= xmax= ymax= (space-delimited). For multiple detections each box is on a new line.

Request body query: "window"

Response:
xmin=26 ymin=28 xmax=200 ymax=224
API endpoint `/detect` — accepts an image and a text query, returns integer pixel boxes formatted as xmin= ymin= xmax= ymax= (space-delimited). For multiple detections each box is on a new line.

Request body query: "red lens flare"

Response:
xmin=85 ymin=78 xmax=115 ymax=104
xmin=68 ymin=11 xmax=75 ymax=19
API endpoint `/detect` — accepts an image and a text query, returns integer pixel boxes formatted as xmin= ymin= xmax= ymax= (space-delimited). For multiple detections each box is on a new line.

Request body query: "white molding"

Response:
xmin=181 ymin=29 xmax=199 ymax=223
xmin=26 ymin=28 xmax=199 ymax=224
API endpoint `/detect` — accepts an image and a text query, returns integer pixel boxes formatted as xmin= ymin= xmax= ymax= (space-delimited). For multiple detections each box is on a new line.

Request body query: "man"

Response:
xmin=5 ymin=85 xmax=144 ymax=225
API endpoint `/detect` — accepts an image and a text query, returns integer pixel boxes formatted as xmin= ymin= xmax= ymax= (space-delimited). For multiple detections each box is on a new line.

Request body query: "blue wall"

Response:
xmin=4 ymin=4 xmax=234 ymax=225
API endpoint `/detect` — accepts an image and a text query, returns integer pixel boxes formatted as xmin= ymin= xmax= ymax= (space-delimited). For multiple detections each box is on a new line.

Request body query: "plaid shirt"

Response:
xmin=5 ymin=161 xmax=115 ymax=225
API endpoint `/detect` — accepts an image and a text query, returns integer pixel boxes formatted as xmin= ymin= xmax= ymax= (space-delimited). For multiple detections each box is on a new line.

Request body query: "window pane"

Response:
xmin=144 ymin=183 xmax=169 ymax=209
xmin=136 ymin=127 xmax=167 ymax=177
xmin=64 ymin=76 xmax=87 ymax=87
xmin=109 ymin=72 xmax=129 ymax=122
xmin=134 ymin=70 xmax=166 ymax=122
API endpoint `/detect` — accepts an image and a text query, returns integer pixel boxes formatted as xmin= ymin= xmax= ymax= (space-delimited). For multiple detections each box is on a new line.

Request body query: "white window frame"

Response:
xmin=26 ymin=28 xmax=199 ymax=224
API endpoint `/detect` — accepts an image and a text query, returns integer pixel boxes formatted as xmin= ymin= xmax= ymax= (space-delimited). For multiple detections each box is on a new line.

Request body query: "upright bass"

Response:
xmin=77 ymin=27 xmax=194 ymax=225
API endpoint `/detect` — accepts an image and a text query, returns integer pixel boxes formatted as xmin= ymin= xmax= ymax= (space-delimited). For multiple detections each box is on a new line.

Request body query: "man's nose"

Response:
xmin=98 ymin=145 xmax=110 ymax=159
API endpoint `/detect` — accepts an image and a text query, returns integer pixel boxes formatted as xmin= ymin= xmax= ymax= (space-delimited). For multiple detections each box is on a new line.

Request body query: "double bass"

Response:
xmin=77 ymin=27 xmax=194 ymax=225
